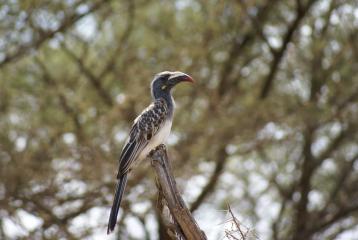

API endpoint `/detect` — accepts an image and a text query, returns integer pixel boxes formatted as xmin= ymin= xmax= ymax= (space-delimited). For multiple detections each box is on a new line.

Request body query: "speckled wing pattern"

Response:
xmin=117 ymin=98 xmax=168 ymax=177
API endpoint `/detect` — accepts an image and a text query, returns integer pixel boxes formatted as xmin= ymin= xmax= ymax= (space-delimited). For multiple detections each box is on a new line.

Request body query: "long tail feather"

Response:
xmin=107 ymin=174 xmax=128 ymax=234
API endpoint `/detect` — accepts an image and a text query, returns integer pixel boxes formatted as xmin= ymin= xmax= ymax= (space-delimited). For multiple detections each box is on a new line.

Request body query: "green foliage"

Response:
xmin=0 ymin=0 xmax=357 ymax=239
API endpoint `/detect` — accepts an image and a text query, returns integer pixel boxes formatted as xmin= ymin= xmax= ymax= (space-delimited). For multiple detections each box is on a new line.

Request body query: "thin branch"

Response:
xmin=308 ymin=203 xmax=358 ymax=236
xmin=61 ymin=42 xmax=113 ymax=107
xmin=259 ymin=0 xmax=317 ymax=99
xmin=190 ymin=146 xmax=227 ymax=212
xmin=292 ymin=123 xmax=353 ymax=240
xmin=225 ymin=206 xmax=257 ymax=240
xmin=314 ymin=125 xmax=351 ymax=167
xmin=34 ymin=57 xmax=84 ymax=139
xmin=0 ymin=0 xmax=106 ymax=68
xmin=218 ymin=0 xmax=279 ymax=97
xmin=292 ymin=127 xmax=315 ymax=240
xmin=309 ymin=0 xmax=338 ymax=101
xmin=236 ymin=0 xmax=277 ymax=55
xmin=317 ymin=153 xmax=358 ymax=224
xmin=229 ymin=206 xmax=246 ymax=240
xmin=272 ymin=200 xmax=287 ymax=240
xmin=98 ymin=0 xmax=135 ymax=80
xmin=325 ymin=222 xmax=358 ymax=240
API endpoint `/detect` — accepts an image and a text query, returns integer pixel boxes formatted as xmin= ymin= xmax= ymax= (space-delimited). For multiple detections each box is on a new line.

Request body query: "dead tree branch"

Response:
xmin=150 ymin=144 xmax=207 ymax=240
xmin=225 ymin=206 xmax=257 ymax=240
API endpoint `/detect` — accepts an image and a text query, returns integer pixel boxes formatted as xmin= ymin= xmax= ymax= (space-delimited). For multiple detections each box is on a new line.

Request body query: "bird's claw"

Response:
xmin=157 ymin=144 xmax=166 ymax=151
xmin=149 ymin=144 xmax=166 ymax=157
xmin=149 ymin=149 xmax=157 ymax=157
xmin=149 ymin=144 xmax=167 ymax=167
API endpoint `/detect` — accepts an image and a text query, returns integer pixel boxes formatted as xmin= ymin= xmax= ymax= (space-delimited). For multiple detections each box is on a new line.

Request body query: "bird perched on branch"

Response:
xmin=107 ymin=71 xmax=194 ymax=234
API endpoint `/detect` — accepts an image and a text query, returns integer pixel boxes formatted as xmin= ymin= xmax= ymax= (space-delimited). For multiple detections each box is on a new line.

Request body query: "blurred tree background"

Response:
xmin=0 ymin=0 xmax=357 ymax=239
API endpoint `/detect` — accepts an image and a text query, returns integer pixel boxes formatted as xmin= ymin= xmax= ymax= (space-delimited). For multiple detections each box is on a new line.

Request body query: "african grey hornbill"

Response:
xmin=107 ymin=71 xmax=194 ymax=234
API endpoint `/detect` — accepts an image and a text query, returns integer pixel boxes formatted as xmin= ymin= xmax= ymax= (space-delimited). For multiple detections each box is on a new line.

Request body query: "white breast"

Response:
xmin=138 ymin=120 xmax=172 ymax=161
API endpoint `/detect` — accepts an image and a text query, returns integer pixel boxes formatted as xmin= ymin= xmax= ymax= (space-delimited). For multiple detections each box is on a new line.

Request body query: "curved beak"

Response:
xmin=168 ymin=72 xmax=194 ymax=85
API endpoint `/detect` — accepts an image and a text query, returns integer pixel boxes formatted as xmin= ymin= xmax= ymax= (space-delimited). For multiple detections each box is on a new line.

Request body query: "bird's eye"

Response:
xmin=161 ymin=85 xmax=167 ymax=90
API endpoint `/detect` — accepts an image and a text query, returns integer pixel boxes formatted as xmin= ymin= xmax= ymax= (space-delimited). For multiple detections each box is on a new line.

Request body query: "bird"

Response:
xmin=107 ymin=71 xmax=194 ymax=234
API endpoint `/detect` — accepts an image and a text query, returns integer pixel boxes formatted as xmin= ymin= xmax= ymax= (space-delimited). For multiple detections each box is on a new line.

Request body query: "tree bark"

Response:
xmin=150 ymin=144 xmax=207 ymax=240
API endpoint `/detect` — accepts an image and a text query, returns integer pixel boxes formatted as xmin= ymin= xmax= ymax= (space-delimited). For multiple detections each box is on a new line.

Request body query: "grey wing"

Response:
xmin=116 ymin=98 xmax=168 ymax=178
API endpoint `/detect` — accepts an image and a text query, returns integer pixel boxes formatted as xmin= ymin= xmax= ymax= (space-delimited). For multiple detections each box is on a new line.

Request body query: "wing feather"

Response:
xmin=116 ymin=98 xmax=168 ymax=178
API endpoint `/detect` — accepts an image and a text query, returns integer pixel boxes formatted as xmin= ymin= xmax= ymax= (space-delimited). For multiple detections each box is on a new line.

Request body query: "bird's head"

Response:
xmin=151 ymin=71 xmax=194 ymax=99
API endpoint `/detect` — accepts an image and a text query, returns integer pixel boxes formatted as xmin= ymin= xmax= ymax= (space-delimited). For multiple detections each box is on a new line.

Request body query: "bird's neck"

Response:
xmin=153 ymin=90 xmax=175 ymax=117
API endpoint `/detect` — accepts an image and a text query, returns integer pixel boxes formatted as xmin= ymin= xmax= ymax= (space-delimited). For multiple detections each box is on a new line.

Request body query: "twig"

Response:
xmin=236 ymin=0 xmax=277 ymax=55
xmin=218 ymin=0 xmax=278 ymax=97
xmin=225 ymin=206 xmax=257 ymax=240
xmin=98 ymin=0 xmax=135 ymax=80
xmin=259 ymin=0 xmax=317 ymax=99
xmin=61 ymin=42 xmax=113 ymax=107
xmin=190 ymin=146 xmax=227 ymax=212
xmin=150 ymin=144 xmax=207 ymax=240
xmin=0 ymin=0 xmax=106 ymax=69
xmin=34 ymin=57 xmax=84 ymax=140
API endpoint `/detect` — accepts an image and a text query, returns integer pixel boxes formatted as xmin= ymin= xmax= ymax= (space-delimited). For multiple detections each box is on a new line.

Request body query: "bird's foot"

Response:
xmin=149 ymin=144 xmax=166 ymax=157
xmin=157 ymin=144 xmax=166 ymax=151
xmin=149 ymin=149 xmax=156 ymax=158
